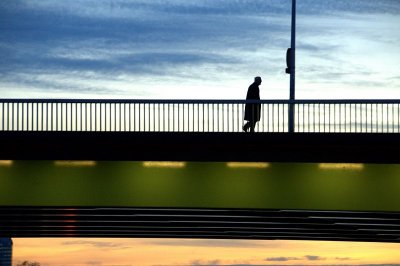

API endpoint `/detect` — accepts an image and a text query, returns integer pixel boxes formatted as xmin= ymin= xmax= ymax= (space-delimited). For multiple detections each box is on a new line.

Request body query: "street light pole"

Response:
xmin=288 ymin=0 xmax=296 ymax=132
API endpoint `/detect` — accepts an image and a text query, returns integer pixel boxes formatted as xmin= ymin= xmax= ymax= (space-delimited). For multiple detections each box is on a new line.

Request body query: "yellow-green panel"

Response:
xmin=1 ymin=161 xmax=400 ymax=211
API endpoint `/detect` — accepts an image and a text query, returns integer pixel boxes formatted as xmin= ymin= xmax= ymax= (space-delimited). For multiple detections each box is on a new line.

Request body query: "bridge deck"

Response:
xmin=1 ymin=132 xmax=399 ymax=163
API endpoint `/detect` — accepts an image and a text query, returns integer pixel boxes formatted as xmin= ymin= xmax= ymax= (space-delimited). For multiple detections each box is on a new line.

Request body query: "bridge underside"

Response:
xmin=1 ymin=132 xmax=400 ymax=242
xmin=1 ymin=206 xmax=400 ymax=243
xmin=1 ymin=132 xmax=399 ymax=163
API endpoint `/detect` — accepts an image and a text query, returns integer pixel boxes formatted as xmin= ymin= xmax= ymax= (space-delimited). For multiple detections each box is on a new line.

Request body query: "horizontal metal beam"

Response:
xmin=1 ymin=207 xmax=399 ymax=242
xmin=1 ymin=99 xmax=400 ymax=104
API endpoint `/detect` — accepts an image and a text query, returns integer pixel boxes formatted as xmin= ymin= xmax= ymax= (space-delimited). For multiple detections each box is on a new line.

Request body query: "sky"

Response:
xmin=12 ymin=238 xmax=400 ymax=266
xmin=0 ymin=0 xmax=399 ymax=99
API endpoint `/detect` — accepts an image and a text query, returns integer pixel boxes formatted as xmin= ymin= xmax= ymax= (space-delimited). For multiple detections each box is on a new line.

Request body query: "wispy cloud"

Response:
xmin=265 ymin=257 xmax=300 ymax=262
xmin=62 ymin=240 xmax=131 ymax=249
xmin=190 ymin=259 xmax=222 ymax=266
xmin=146 ymin=239 xmax=266 ymax=248
xmin=335 ymin=257 xmax=352 ymax=261
xmin=265 ymin=255 xmax=326 ymax=262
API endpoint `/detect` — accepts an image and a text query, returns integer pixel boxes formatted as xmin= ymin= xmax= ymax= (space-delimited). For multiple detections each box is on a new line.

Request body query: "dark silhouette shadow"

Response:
xmin=243 ymin=76 xmax=262 ymax=132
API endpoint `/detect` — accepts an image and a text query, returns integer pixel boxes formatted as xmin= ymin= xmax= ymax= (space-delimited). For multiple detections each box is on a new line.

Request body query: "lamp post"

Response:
xmin=287 ymin=0 xmax=296 ymax=132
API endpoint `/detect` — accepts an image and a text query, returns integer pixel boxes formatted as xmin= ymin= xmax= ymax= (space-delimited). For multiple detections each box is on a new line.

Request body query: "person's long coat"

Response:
xmin=244 ymin=82 xmax=261 ymax=122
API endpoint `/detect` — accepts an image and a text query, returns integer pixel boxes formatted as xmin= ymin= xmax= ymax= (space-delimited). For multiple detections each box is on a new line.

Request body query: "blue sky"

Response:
xmin=0 ymin=0 xmax=399 ymax=99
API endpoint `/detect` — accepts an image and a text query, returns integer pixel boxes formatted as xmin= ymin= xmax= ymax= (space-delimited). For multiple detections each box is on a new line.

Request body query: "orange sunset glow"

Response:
xmin=12 ymin=238 xmax=400 ymax=266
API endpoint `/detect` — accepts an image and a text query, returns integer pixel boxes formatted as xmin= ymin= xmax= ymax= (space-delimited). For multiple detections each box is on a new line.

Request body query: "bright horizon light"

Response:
xmin=11 ymin=238 xmax=400 ymax=266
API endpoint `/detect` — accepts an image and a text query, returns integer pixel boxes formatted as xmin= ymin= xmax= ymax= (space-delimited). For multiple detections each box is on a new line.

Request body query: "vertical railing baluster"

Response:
xmin=113 ymin=103 xmax=116 ymax=132
xmin=46 ymin=102 xmax=49 ymax=131
xmin=1 ymin=102 xmax=4 ymax=131
xmin=73 ymin=102 xmax=76 ymax=132
xmin=197 ymin=103 xmax=200 ymax=132
xmin=128 ymin=103 xmax=131 ymax=132
xmin=16 ymin=102 xmax=20 ymax=131
xmin=271 ymin=103 xmax=274 ymax=133
xmin=392 ymin=103 xmax=394 ymax=133
xmin=90 ymin=102 xmax=92 ymax=132
xmin=119 ymin=103 xmax=122 ymax=132
xmin=109 ymin=103 xmax=112 ymax=132
xmin=240 ymin=103 xmax=243 ymax=132
xmin=98 ymin=103 xmax=101 ymax=132
xmin=177 ymin=103 xmax=180 ymax=132
xmin=65 ymin=103 xmax=67 ymax=131
xmin=226 ymin=103 xmax=228 ymax=132
xmin=374 ymin=103 xmax=377 ymax=133
xmin=201 ymin=103 xmax=204 ymax=132
xmin=387 ymin=103 xmax=389 ymax=133
xmin=65 ymin=103 xmax=73 ymax=131
xmin=80 ymin=103 xmax=82 ymax=131
xmin=29 ymin=102 xmax=32 ymax=131
xmin=268 ymin=103 xmax=271 ymax=132
xmin=370 ymin=104 xmax=373 ymax=133
xmin=22 ymin=102 xmax=25 ymax=131
xmin=56 ymin=103 xmax=58 ymax=131
xmin=381 ymin=103 xmax=384 ymax=133
xmin=41 ymin=102 xmax=44 ymax=131
xmin=365 ymin=103 xmax=368 ymax=133
xmin=187 ymin=103 xmax=190 ymax=132
xmin=11 ymin=102 xmax=14 ymax=131
xmin=343 ymin=104 xmax=346 ymax=133
xmin=218 ymin=103 xmax=220 ymax=132
xmin=134 ymin=103 xmax=137 ymax=132
xmin=167 ymin=103 xmax=169 ymax=132
xmin=158 ymin=103 xmax=161 ymax=132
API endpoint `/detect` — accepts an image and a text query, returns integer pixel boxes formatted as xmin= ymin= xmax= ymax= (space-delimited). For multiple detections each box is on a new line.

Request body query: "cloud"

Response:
xmin=86 ymin=261 xmax=103 ymax=266
xmin=265 ymin=254 xmax=327 ymax=262
xmin=335 ymin=257 xmax=352 ymax=261
xmin=265 ymin=257 xmax=300 ymax=262
xmin=146 ymin=239 xmax=266 ymax=248
xmin=304 ymin=255 xmax=326 ymax=261
xmin=61 ymin=240 xmax=130 ymax=249
xmin=190 ymin=259 xmax=221 ymax=266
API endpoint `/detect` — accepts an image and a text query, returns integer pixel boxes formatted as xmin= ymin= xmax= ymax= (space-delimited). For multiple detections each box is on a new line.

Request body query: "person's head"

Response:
xmin=254 ymin=76 xmax=262 ymax=85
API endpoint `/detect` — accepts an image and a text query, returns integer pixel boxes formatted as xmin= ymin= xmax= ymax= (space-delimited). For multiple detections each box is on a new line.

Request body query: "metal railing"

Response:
xmin=0 ymin=99 xmax=399 ymax=133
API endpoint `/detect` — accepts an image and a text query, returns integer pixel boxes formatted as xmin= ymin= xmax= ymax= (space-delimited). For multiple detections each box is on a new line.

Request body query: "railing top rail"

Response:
xmin=0 ymin=99 xmax=285 ymax=104
xmin=1 ymin=99 xmax=400 ymax=104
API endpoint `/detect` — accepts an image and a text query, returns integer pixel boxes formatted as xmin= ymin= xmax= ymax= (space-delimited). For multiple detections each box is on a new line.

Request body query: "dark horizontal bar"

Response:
xmin=2 ymin=132 xmax=399 ymax=163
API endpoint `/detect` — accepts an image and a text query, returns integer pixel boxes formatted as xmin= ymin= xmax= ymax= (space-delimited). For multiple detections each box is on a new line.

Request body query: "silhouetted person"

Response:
xmin=243 ymin=76 xmax=262 ymax=132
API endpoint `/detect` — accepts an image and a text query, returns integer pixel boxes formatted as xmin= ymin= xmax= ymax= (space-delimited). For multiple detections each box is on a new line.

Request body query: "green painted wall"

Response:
xmin=1 ymin=161 xmax=400 ymax=211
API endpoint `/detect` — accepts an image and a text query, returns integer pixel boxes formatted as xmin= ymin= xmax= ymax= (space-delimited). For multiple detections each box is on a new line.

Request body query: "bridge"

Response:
xmin=1 ymin=98 xmax=400 ymax=242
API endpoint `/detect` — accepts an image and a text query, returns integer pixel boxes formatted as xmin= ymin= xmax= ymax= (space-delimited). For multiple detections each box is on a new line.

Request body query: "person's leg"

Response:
xmin=243 ymin=121 xmax=250 ymax=132
xmin=249 ymin=120 xmax=255 ymax=132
